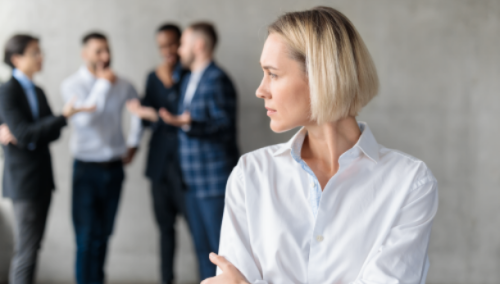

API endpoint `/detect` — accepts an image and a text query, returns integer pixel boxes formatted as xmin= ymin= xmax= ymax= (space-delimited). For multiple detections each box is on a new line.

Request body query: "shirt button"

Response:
xmin=310 ymin=181 xmax=315 ymax=187
xmin=316 ymin=235 xmax=324 ymax=242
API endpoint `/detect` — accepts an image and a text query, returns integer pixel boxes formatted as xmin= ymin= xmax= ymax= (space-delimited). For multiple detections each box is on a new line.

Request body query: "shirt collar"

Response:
xmin=273 ymin=127 xmax=306 ymax=158
xmin=272 ymin=122 xmax=379 ymax=163
xmin=355 ymin=122 xmax=379 ymax=163
xmin=12 ymin=69 xmax=34 ymax=89
xmin=190 ymin=61 xmax=211 ymax=80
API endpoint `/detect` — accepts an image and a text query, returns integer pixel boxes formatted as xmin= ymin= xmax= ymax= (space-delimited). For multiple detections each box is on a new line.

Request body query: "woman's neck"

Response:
xmin=302 ymin=116 xmax=361 ymax=186
xmin=156 ymin=62 xmax=177 ymax=87
xmin=158 ymin=61 xmax=176 ymax=73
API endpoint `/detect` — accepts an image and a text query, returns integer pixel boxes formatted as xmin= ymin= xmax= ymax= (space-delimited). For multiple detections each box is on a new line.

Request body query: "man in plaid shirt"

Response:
xmin=157 ymin=22 xmax=239 ymax=281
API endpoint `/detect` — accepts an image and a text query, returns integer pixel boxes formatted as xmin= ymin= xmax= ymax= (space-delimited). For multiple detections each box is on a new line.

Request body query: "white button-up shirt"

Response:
xmin=218 ymin=122 xmax=438 ymax=284
xmin=61 ymin=66 xmax=142 ymax=162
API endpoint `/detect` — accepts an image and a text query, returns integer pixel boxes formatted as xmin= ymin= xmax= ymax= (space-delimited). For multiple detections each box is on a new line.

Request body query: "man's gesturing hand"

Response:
xmin=200 ymin=253 xmax=249 ymax=284
xmin=158 ymin=108 xmax=191 ymax=127
xmin=0 ymin=124 xmax=17 ymax=146
xmin=62 ymin=97 xmax=96 ymax=118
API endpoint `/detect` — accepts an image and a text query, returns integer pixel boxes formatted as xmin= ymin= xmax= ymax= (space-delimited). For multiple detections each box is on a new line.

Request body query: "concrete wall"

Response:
xmin=0 ymin=0 xmax=499 ymax=283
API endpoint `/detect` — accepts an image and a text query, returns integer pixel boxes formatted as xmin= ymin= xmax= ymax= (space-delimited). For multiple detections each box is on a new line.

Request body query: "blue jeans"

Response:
xmin=184 ymin=192 xmax=225 ymax=281
xmin=72 ymin=160 xmax=124 ymax=284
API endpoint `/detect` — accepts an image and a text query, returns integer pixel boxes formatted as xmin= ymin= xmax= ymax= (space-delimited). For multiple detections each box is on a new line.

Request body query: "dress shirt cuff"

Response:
xmin=126 ymin=133 xmax=142 ymax=148
xmin=126 ymin=140 xmax=141 ymax=148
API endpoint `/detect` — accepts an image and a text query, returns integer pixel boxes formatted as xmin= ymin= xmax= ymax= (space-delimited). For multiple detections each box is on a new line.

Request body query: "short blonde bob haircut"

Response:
xmin=269 ymin=6 xmax=379 ymax=123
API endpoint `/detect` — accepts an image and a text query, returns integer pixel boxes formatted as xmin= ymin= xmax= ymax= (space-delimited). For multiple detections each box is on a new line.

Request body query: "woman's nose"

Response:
xmin=256 ymin=78 xmax=270 ymax=99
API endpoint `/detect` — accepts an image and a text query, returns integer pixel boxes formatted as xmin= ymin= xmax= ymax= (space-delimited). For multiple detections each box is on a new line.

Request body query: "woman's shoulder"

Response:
xmin=227 ymin=143 xmax=289 ymax=194
xmin=145 ymin=70 xmax=158 ymax=82
xmin=378 ymin=145 xmax=437 ymax=187
xmin=232 ymin=143 xmax=290 ymax=178
xmin=238 ymin=143 xmax=287 ymax=165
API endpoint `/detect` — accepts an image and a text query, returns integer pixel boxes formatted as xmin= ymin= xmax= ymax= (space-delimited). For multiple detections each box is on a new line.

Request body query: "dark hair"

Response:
xmin=190 ymin=22 xmax=218 ymax=51
xmin=3 ymin=34 xmax=39 ymax=69
xmin=82 ymin=32 xmax=107 ymax=45
xmin=157 ymin=23 xmax=182 ymax=41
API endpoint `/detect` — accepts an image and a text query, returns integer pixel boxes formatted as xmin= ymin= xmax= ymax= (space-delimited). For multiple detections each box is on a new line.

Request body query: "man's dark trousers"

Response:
xmin=72 ymin=160 xmax=124 ymax=284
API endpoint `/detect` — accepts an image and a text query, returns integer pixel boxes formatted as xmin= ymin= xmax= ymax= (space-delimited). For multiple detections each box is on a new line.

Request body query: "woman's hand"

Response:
xmin=126 ymin=99 xmax=159 ymax=122
xmin=158 ymin=108 xmax=191 ymax=127
xmin=201 ymin=253 xmax=249 ymax=284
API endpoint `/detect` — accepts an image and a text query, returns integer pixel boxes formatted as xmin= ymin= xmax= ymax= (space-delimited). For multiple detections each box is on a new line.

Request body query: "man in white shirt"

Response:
xmin=60 ymin=32 xmax=142 ymax=284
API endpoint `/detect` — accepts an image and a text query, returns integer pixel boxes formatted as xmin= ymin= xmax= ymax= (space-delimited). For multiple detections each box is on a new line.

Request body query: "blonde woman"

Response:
xmin=203 ymin=6 xmax=438 ymax=284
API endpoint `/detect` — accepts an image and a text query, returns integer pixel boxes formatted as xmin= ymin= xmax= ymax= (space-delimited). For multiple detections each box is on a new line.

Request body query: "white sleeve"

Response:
xmin=61 ymin=78 xmax=111 ymax=126
xmin=62 ymin=78 xmax=111 ymax=111
xmin=351 ymin=177 xmax=438 ymax=284
xmin=217 ymin=161 xmax=268 ymax=284
xmin=125 ymin=84 xmax=143 ymax=147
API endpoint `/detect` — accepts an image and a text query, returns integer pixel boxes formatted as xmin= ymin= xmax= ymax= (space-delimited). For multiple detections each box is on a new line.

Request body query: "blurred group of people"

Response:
xmin=0 ymin=21 xmax=239 ymax=284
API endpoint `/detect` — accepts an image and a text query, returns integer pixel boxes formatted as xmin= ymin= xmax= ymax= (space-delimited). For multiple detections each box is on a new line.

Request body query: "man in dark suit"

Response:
xmin=0 ymin=34 xmax=91 ymax=284
xmin=126 ymin=23 xmax=187 ymax=284
xmin=157 ymin=22 xmax=239 ymax=280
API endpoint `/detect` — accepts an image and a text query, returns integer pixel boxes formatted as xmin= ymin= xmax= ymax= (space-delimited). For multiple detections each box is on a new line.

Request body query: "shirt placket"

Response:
xmin=306 ymin=149 xmax=359 ymax=284
xmin=305 ymin=170 xmax=321 ymax=218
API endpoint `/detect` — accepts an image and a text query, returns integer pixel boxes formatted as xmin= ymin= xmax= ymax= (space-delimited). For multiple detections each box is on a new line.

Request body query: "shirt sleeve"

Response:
xmin=63 ymin=78 xmax=111 ymax=111
xmin=352 ymin=176 xmax=438 ymax=284
xmin=61 ymin=77 xmax=111 ymax=127
xmin=217 ymin=161 xmax=268 ymax=284
xmin=126 ymin=84 xmax=143 ymax=148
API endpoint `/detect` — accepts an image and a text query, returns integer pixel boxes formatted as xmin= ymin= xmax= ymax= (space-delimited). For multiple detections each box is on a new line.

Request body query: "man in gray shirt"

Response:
xmin=60 ymin=32 xmax=142 ymax=284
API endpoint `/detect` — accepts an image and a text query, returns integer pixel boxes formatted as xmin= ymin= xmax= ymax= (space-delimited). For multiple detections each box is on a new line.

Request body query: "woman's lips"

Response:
xmin=266 ymin=107 xmax=277 ymax=116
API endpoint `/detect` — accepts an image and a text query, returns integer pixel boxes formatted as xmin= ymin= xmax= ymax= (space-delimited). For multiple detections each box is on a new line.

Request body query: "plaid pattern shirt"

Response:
xmin=177 ymin=62 xmax=239 ymax=198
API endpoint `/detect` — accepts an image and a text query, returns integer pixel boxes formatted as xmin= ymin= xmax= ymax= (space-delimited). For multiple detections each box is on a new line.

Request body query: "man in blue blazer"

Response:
xmin=158 ymin=22 xmax=239 ymax=280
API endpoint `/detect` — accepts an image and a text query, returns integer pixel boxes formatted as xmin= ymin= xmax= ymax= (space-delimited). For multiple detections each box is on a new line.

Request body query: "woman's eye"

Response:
xmin=268 ymin=72 xmax=277 ymax=79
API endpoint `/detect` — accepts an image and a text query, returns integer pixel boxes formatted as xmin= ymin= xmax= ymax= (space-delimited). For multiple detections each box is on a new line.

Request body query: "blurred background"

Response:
xmin=0 ymin=0 xmax=499 ymax=283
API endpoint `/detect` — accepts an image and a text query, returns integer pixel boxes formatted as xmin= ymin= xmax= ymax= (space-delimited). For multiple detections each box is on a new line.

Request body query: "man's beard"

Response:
xmin=180 ymin=52 xmax=195 ymax=70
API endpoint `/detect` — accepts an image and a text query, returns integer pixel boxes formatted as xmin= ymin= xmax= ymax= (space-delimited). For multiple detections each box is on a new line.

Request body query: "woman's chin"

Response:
xmin=270 ymin=121 xmax=294 ymax=134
